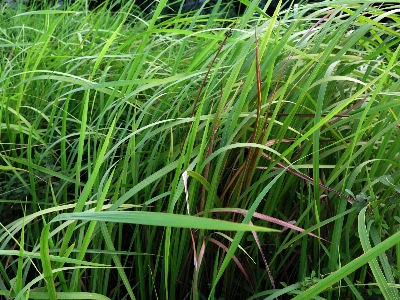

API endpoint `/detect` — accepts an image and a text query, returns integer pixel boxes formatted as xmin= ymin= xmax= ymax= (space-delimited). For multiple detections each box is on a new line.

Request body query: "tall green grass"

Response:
xmin=1 ymin=0 xmax=399 ymax=299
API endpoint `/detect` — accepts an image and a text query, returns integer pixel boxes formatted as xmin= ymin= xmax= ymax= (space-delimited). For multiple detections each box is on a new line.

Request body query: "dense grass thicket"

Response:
xmin=1 ymin=0 xmax=400 ymax=299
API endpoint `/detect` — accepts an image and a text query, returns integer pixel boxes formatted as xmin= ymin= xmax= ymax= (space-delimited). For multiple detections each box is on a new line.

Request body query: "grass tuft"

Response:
xmin=1 ymin=0 xmax=399 ymax=299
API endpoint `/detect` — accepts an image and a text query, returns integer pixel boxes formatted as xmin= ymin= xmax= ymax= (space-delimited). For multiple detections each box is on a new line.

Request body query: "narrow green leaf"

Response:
xmin=40 ymin=224 xmax=57 ymax=300
xmin=52 ymin=211 xmax=279 ymax=232
xmin=358 ymin=207 xmax=398 ymax=300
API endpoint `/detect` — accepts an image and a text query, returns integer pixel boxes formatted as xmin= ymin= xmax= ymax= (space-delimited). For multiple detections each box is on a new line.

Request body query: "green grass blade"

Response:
xmin=358 ymin=207 xmax=399 ymax=299
xmin=52 ymin=211 xmax=279 ymax=232
xmin=40 ymin=224 xmax=57 ymax=300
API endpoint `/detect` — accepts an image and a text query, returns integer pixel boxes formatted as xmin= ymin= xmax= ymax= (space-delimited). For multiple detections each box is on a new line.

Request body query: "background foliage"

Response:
xmin=0 ymin=0 xmax=399 ymax=299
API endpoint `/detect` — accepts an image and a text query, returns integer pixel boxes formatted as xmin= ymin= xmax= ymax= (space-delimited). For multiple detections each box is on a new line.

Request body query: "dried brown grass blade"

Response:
xmin=208 ymin=237 xmax=254 ymax=291
xmin=204 ymin=208 xmax=328 ymax=242
xmin=182 ymin=24 xmax=236 ymax=147
xmin=249 ymin=221 xmax=275 ymax=288
xmin=257 ymin=146 xmax=355 ymax=204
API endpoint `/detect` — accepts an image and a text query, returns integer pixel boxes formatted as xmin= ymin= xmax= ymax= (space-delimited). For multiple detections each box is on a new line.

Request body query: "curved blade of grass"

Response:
xmin=0 ymin=250 xmax=107 ymax=266
xmin=358 ymin=206 xmax=399 ymax=300
xmin=14 ymin=266 xmax=113 ymax=300
xmin=0 ymin=201 xmax=139 ymax=245
xmin=370 ymin=225 xmax=398 ymax=291
xmin=25 ymin=291 xmax=112 ymax=299
xmin=13 ymin=10 xmax=78 ymax=17
xmin=1 ymin=291 xmax=112 ymax=300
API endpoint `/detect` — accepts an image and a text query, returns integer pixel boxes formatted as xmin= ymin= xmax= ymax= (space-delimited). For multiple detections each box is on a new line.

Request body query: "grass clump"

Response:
xmin=0 ymin=0 xmax=399 ymax=299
